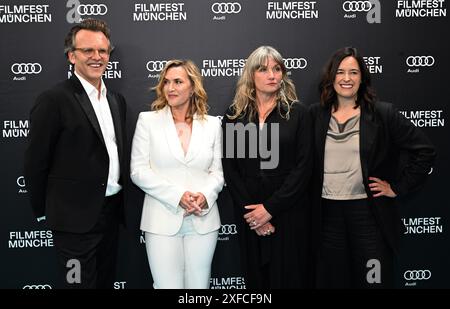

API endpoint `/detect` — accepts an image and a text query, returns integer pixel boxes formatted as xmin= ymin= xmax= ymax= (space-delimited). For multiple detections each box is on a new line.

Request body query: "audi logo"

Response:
xmin=23 ymin=284 xmax=52 ymax=289
xmin=283 ymin=58 xmax=307 ymax=70
xmin=211 ymin=2 xmax=242 ymax=14
xmin=406 ymin=56 xmax=435 ymax=67
xmin=219 ymin=224 xmax=237 ymax=235
xmin=77 ymin=4 xmax=108 ymax=16
xmin=342 ymin=1 xmax=372 ymax=12
xmin=146 ymin=60 xmax=168 ymax=72
xmin=11 ymin=63 xmax=42 ymax=75
xmin=404 ymin=270 xmax=431 ymax=281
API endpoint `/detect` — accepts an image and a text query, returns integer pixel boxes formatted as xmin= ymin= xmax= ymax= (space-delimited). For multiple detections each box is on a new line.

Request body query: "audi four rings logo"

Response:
xmin=77 ymin=4 xmax=108 ymax=16
xmin=23 ymin=284 xmax=52 ymax=289
xmin=406 ymin=56 xmax=435 ymax=67
xmin=283 ymin=58 xmax=307 ymax=70
xmin=404 ymin=270 xmax=431 ymax=281
xmin=146 ymin=61 xmax=168 ymax=72
xmin=219 ymin=224 xmax=237 ymax=235
xmin=342 ymin=1 xmax=372 ymax=12
xmin=211 ymin=2 xmax=242 ymax=14
xmin=11 ymin=63 xmax=42 ymax=74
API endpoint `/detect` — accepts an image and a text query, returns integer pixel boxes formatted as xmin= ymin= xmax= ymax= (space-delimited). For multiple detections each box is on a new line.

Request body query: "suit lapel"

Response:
xmin=71 ymin=76 xmax=105 ymax=146
xmin=360 ymin=105 xmax=378 ymax=181
xmin=316 ymin=106 xmax=331 ymax=170
xmin=107 ymin=92 xmax=124 ymax=163
xmin=163 ymin=106 xmax=186 ymax=164
xmin=185 ymin=116 xmax=203 ymax=163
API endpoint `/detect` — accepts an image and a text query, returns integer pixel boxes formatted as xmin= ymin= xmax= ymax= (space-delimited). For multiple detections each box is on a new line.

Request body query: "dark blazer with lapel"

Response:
xmin=25 ymin=75 xmax=127 ymax=233
xmin=310 ymin=101 xmax=436 ymax=254
xmin=222 ymin=102 xmax=313 ymax=287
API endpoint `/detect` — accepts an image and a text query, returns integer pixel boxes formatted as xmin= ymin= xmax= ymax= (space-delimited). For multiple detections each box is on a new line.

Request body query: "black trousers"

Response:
xmin=52 ymin=192 xmax=121 ymax=289
xmin=316 ymin=198 xmax=394 ymax=289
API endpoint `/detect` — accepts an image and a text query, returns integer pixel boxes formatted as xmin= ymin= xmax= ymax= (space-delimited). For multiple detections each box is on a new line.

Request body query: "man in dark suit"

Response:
xmin=24 ymin=18 xmax=127 ymax=289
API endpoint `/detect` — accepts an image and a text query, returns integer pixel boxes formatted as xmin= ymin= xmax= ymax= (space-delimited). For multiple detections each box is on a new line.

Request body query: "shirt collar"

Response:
xmin=74 ymin=71 xmax=107 ymax=98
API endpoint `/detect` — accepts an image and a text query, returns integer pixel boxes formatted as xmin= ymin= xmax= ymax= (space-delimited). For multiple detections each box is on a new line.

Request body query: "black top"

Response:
xmin=222 ymin=101 xmax=313 ymax=288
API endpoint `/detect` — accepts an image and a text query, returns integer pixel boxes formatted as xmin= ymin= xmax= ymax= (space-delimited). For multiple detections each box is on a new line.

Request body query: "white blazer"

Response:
xmin=130 ymin=106 xmax=224 ymax=235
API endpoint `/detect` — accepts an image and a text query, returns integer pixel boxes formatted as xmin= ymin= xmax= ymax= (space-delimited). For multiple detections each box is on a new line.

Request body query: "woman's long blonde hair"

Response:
xmin=228 ymin=46 xmax=298 ymax=121
xmin=152 ymin=59 xmax=208 ymax=121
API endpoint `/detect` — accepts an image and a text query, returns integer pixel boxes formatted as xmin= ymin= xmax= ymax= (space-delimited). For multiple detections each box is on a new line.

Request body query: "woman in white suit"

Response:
xmin=131 ymin=59 xmax=224 ymax=289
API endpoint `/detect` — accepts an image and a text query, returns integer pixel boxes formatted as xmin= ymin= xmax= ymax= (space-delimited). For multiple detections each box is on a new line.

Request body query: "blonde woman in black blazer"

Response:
xmin=310 ymin=47 xmax=436 ymax=288
xmin=222 ymin=46 xmax=312 ymax=288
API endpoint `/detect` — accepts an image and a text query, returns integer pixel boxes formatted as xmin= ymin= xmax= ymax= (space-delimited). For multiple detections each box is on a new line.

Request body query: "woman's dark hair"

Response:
xmin=319 ymin=47 xmax=376 ymax=111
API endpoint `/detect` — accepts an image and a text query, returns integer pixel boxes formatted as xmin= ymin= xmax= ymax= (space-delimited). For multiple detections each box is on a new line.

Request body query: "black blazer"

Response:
xmin=222 ymin=102 xmax=312 ymax=218
xmin=25 ymin=76 xmax=127 ymax=233
xmin=222 ymin=102 xmax=313 ymax=287
xmin=310 ymin=101 xmax=436 ymax=253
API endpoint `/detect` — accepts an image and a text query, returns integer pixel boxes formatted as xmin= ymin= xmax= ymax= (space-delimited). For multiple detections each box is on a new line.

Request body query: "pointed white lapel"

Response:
xmin=184 ymin=115 xmax=204 ymax=163
xmin=163 ymin=106 xmax=186 ymax=164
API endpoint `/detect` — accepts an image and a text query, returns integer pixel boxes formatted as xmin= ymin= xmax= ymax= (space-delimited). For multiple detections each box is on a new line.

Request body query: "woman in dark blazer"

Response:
xmin=310 ymin=47 xmax=436 ymax=288
xmin=222 ymin=46 xmax=312 ymax=288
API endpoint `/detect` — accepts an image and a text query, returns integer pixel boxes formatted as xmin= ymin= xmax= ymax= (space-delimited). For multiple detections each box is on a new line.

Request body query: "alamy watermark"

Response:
xmin=366 ymin=258 xmax=381 ymax=284
xmin=224 ymin=122 xmax=279 ymax=169
xmin=66 ymin=258 xmax=81 ymax=284
xmin=366 ymin=0 xmax=381 ymax=23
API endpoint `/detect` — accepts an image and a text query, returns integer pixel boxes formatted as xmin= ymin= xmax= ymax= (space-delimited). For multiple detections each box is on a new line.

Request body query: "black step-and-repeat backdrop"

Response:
xmin=1 ymin=0 xmax=448 ymax=289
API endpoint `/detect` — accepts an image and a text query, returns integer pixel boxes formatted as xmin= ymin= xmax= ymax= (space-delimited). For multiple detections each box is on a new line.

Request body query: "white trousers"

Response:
xmin=144 ymin=218 xmax=218 ymax=289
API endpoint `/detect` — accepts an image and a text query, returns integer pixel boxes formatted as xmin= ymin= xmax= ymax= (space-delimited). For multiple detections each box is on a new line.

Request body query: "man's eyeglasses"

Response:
xmin=72 ymin=47 xmax=111 ymax=58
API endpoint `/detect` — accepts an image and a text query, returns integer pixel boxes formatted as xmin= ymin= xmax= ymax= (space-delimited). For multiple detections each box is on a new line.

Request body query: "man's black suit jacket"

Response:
xmin=25 ymin=76 xmax=127 ymax=233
